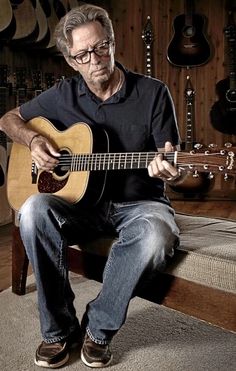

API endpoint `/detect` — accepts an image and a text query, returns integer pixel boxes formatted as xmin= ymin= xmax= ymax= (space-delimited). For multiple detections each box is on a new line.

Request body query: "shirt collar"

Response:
xmin=77 ymin=61 xmax=139 ymax=101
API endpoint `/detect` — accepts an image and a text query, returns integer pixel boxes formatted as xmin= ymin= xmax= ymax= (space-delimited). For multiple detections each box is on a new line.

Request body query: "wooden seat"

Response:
xmin=11 ymin=213 xmax=236 ymax=333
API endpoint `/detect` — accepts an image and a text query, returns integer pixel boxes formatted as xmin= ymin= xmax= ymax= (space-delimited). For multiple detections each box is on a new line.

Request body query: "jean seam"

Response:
xmin=86 ymin=327 xmax=108 ymax=345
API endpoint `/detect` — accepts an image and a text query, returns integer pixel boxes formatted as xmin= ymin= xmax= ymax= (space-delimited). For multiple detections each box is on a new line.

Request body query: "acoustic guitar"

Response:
xmin=0 ymin=65 xmax=9 ymax=187
xmin=210 ymin=11 xmax=236 ymax=135
xmin=167 ymin=0 xmax=211 ymax=67
xmin=170 ymin=76 xmax=214 ymax=194
xmin=0 ymin=0 xmax=13 ymax=33
xmin=0 ymin=65 xmax=12 ymax=225
xmin=7 ymin=117 xmax=236 ymax=211
xmin=0 ymin=0 xmax=16 ymax=41
xmin=31 ymin=0 xmax=48 ymax=43
xmin=10 ymin=0 xmax=39 ymax=43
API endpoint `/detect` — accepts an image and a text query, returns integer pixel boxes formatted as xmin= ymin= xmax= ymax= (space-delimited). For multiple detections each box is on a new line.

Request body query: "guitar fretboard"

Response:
xmin=58 ymin=152 xmax=176 ymax=172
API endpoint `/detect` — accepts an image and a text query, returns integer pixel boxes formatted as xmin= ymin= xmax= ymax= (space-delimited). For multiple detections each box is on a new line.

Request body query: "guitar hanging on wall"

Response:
xmin=170 ymin=76 xmax=214 ymax=194
xmin=0 ymin=65 xmax=12 ymax=225
xmin=167 ymin=0 xmax=211 ymax=67
xmin=210 ymin=11 xmax=236 ymax=135
xmin=141 ymin=16 xmax=154 ymax=76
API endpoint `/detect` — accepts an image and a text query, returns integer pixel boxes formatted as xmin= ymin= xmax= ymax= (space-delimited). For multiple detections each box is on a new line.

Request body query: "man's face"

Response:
xmin=68 ymin=21 xmax=115 ymax=86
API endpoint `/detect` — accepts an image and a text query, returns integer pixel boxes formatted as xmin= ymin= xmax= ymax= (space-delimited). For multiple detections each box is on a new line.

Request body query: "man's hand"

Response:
xmin=148 ymin=141 xmax=181 ymax=182
xmin=30 ymin=135 xmax=60 ymax=171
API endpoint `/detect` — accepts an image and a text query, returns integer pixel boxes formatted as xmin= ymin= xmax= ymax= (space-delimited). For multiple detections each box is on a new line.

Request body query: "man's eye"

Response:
xmin=77 ymin=52 xmax=87 ymax=58
xmin=97 ymin=43 xmax=108 ymax=50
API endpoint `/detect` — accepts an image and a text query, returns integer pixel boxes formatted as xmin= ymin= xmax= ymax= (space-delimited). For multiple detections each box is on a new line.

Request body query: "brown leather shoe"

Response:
xmin=34 ymin=329 xmax=82 ymax=368
xmin=81 ymin=333 xmax=112 ymax=368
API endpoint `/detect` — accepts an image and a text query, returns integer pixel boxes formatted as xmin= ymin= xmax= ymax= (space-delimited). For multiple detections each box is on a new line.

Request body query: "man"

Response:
xmin=0 ymin=4 xmax=185 ymax=369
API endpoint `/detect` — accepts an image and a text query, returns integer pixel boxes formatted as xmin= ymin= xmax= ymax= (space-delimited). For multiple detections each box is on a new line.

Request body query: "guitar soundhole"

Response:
xmin=183 ymin=26 xmax=195 ymax=37
xmin=37 ymin=149 xmax=70 ymax=194
xmin=226 ymin=89 xmax=236 ymax=103
xmin=54 ymin=149 xmax=70 ymax=177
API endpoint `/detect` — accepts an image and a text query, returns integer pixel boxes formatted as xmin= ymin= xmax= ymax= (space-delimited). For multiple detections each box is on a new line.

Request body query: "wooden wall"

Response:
xmin=108 ymin=0 xmax=233 ymax=146
xmin=0 ymin=0 xmax=235 ymax=198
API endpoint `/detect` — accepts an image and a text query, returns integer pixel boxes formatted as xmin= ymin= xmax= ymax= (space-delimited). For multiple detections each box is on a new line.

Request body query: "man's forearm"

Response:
xmin=0 ymin=108 xmax=38 ymax=148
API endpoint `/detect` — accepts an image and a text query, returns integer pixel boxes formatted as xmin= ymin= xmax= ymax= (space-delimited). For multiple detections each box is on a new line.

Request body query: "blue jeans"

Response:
xmin=19 ymin=194 xmax=179 ymax=345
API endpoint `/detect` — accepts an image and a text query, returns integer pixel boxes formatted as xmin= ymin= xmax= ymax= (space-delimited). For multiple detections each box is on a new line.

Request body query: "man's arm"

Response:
xmin=0 ymin=108 xmax=60 ymax=171
xmin=0 ymin=107 xmax=40 ymax=148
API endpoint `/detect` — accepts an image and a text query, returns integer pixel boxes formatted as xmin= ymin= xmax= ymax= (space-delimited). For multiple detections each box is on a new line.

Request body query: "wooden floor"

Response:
xmin=1 ymin=200 xmax=236 ymax=292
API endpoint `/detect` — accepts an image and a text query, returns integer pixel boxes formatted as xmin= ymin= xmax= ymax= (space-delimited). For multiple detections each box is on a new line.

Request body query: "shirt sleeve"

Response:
xmin=19 ymin=85 xmax=59 ymax=122
xmin=151 ymin=84 xmax=181 ymax=148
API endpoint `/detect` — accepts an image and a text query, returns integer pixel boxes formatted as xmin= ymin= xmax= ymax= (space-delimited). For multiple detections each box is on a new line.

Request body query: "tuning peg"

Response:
xmin=208 ymin=172 xmax=214 ymax=179
xmin=193 ymin=170 xmax=199 ymax=178
xmin=208 ymin=143 xmax=218 ymax=148
xmin=224 ymin=142 xmax=232 ymax=148
xmin=194 ymin=143 xmax=203 ymax=149
xmin=224 ymin=173 xmax=229 ymax=181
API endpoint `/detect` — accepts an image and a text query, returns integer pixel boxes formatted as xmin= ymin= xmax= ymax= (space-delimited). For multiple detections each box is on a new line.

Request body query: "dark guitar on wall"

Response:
xmin=142 ymin=16 xmax=154 ymax=77
xmin=170 ymin=75 xmax=214 ymax=194
xmin=167 ymin=0 xmax=211 ymax=67
xmin=210 ymin=11 xmax=236 ymax=135
xmin=7 ymin=117 xmax=236 ymax=211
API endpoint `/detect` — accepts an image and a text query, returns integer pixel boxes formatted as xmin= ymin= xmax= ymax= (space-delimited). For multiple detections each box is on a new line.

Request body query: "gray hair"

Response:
xmin=54 ymin=4 xmax=115 ymax=56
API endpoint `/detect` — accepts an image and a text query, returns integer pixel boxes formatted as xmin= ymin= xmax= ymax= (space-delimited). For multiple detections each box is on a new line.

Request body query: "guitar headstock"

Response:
xmin=142 ymin=16 xmax=154 ymax=47
xmin=184 ymin=75 xmax=195 ymax=103
xmin=176 ymin=144 xmax=236 ymax=177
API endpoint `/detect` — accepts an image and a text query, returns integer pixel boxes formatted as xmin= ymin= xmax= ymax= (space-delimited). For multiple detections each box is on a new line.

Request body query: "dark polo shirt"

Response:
xmin=20 ymin=63 xmax=180 ymax=203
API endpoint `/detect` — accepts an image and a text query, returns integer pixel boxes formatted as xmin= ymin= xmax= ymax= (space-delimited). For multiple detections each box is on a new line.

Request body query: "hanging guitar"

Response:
xmin=0 ymin=65 xmax=12 ymax=225
xmin=0 ymin=0 xmax=16 ymax=42
xmin=210 ymin=11 xmax=236 ymax=134
xmin=167 ymin=0 xmax=211 ymax=67
xmin=170 ymin=76 xmax=214 ymax=194
xmin=7 ymin=117 xmax=236 ymax=211
xmin=142 ymin=15 xmax=154 ymax=76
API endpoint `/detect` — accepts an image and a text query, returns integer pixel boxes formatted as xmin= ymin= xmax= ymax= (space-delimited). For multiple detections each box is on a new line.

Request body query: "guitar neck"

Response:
xmin=142 ymin=16 xmax=154 ymax=77
xmin=228 ymin=39 xmax=236 ymax=90
xmin=59 ymin=151 xmax=162 ymax=172
xmin=185 ymin=0 xmax=194 ymax=25
xmin=53 ymin=149 xmax=235 ymax=176
xmin=184 ymin=76 xmax=195 ymax=150
xmin=145 ymin=45 xmax=152 ymax=77
xmin=185 ymin=100 xmax=195 ymax=150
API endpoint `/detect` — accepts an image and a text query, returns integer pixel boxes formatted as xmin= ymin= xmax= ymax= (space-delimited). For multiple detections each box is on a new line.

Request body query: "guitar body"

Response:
xmin=210 ymin=78 xmax=236 ymax=134
xmin=7 ymin=117 xmax=108 ymax=211
xmin=0 ymin=0 xmax=16 ymax=41
xmin=32 ymin=0 xmax=49 ymax=43
xmin=0 ymin=0 xmax=13 ymax=32
xmin=0 ymin=65 xmax=12 ymax=224
xmin=167 ymin=13 xmax=211 ymax=67
xmin=210 ymin=14 xmax=236 ymax=134
xmin=11 ymin=0 xmax=39 ymax=43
